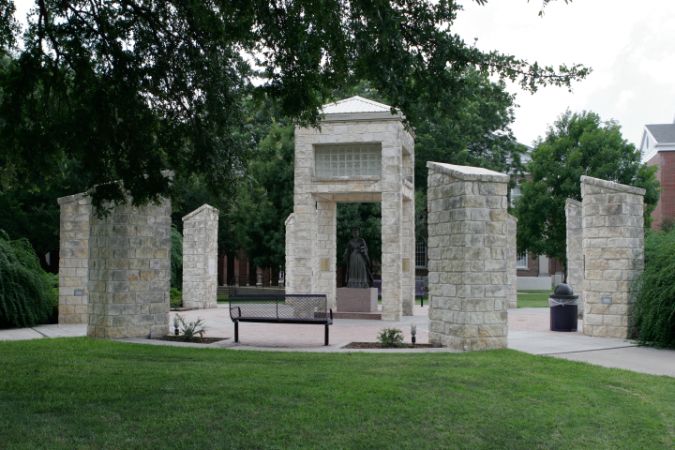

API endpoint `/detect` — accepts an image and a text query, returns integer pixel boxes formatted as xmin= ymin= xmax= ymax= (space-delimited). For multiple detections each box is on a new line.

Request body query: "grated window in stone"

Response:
xmin=416 ymin=239 xmax=427 ymax=268
xmin=315 ymin=143 xmax=381 ymax=178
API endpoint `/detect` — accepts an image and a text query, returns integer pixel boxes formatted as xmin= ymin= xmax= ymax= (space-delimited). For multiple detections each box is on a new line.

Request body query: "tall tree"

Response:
xmin=229 ymin=121 xmax=294 ymax=269
xmin=515 ymin=111 xmax=659 ymax=269
xmin=0 ymin=0 xmax=588 ymax=210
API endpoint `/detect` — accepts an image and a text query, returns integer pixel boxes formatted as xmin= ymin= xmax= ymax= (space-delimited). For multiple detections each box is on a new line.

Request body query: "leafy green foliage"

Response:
xmin=377 ymin=327 xmax=405 ymax=348
xmin=633 ymin=229 xmax=675 ymax=347
xmin=0 ymin=1 xmax=588 ymax=209
xmin=229 ymin=121 xmax=294 ymax=269
xmin=170 ymin=288 xmax=182 ymax=309
xmin=170 ymin=226 xmax=183 ymax=290
xmin=0 ymin=230 xmax=56 ymax=328
xmin=410 ymin=68 xmax=527 ymax=189
xmin=515 ymin=111 xmax=659 ymax=265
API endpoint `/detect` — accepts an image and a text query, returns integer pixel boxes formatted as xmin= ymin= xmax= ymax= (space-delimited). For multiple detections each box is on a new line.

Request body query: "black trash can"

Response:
xmin=549 ymin=283 xmax=578 ymax=332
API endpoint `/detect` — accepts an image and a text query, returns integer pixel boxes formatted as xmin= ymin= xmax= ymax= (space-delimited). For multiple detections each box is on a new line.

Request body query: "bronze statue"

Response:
xmin=343 ymin=228 xmax=374 ymax=288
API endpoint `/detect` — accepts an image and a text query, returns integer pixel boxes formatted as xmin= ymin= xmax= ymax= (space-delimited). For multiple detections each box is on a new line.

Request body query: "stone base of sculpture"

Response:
xmin=336 ymin=288 xmax=378 ymax=312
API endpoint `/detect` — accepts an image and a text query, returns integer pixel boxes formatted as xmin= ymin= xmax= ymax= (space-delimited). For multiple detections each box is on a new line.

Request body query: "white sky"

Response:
xmin=454 ymin=0 xmax=675 ymax=148
xmin=13 ymin=0 xmax=675 ymax=147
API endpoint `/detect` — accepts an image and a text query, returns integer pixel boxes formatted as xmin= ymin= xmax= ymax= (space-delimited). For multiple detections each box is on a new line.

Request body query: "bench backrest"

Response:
xmin=229 ymin=294 xmax=329 ymax=321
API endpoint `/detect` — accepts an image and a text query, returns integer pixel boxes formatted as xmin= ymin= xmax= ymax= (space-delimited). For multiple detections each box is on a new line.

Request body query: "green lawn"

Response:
xmin=0 ymin=339 xmax=673 ymax=449
xmin=517 ymin=290 xmax=552 ymax=308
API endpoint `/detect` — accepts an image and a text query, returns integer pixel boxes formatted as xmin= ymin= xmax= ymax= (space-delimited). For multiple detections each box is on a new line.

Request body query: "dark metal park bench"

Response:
xmin=229 ymin=294 xmax=333 ymax=346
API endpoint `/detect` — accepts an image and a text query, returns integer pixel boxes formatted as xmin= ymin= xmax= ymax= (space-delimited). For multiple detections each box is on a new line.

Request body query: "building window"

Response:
xmin=510 ymin=184 xmax=522 ymax=208
xmin=516 ymin=251 xmax=528 ymax=269
xmin=314 ymin=143 xmax=381 ymax=178
xmin=416 ymin=239 xmax=427 ymax=268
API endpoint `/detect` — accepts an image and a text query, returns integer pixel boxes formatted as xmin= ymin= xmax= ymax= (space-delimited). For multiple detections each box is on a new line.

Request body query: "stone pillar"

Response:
xmin=581 ymin=176 xmax=645 ymax=338
xmin=285 ymin=194 xmax=316 ymax=295
xmin=314 ymin=200 xmax=337 ymax=309
xmin=427 ymin=162 xmax=509 ymax=351
xmin=401 ymin=197 xmax=415 ymax=315
xmin=381 ymin=191 xmax=402 ymax=321
xmin=565 ymin=198 xmax=583 ymax=313
xmin=182 ymin=204 xmax=219 ymax=309
xmin=88 ymin=198 xmax=171 ymax=338
xmin=57 ymin=193 xmax=92 ymax=324
xmin=506 ymin=214 xmax=517 ymax=309
xmin=284 ymin=213 xmax=296 ymax=291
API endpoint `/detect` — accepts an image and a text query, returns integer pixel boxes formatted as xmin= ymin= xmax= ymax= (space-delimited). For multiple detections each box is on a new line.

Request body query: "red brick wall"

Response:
xmin=648 ymin=151 xmax=675 ymax=229
xmin=517 ymin=252 xmax=539 ymax=277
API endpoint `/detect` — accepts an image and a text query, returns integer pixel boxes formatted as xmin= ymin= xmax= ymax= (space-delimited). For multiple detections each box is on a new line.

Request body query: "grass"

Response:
xmin=0 ymin=339 xmax=673 ymax=449
xmin=517 ymin=290 xmax=552 ymax=308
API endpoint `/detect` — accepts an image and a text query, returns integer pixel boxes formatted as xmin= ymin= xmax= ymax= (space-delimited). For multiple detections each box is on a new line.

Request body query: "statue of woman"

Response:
xmin=343 ymin=228 xmax=374 ymax=288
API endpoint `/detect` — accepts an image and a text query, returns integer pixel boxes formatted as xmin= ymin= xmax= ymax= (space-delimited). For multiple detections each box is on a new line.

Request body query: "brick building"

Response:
xmin=640 ymin=122 xmax=675 ymax=229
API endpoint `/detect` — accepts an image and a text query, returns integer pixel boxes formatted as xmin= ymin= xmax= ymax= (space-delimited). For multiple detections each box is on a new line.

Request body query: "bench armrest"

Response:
xmin=230 ymin=306 xmax=242 ymax=320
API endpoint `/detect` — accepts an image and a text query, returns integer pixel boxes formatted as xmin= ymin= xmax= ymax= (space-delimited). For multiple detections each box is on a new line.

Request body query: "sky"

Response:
xmin=12 ymin=0 xmax=675 ymax=149
xmin=453 ymin=0 xmax=675 ymax=149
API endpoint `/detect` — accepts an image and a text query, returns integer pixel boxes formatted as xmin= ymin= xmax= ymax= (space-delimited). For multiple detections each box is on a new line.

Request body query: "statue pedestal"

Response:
xmin=336 ymin=287 xmax=378 ymax=312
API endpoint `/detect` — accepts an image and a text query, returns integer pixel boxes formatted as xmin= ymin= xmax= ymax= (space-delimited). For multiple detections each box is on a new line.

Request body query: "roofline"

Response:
xmin=644 ymin=124 xmax=675 ymax=144
xmin=321 ymin=111 xmax=405 ymax=122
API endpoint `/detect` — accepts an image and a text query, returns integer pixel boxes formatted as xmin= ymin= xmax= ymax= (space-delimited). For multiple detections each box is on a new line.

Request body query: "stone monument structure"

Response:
xmin=506 ymin=214 xmax=517 ymax=309
xmin=427 ymin=162 xmax=510 ymax=350
xmin=581 ymin=176 xmax=645 ymax=338
xmin=57 ymin=192 xmax=92 ymax=324
xmin=565 ymin=198 xmax=583 ymax=314
xmin=285 ymin=96 xmax=415 ymax=321
xmin=58 ymin=185 xmax=172 ymax=338
xmin=87 ymin=197 xmax=171 ymax=338
xmin=182 ymin=204 xmax=219 ymax=309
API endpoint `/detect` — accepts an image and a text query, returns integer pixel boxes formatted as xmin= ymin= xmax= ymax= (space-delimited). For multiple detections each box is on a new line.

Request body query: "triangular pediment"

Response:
xmin=321 ymin=96 xmax=393 ymax=114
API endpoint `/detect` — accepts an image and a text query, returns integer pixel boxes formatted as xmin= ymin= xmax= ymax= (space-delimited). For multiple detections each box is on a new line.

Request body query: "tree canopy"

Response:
xmin=514 ymin=111 xmax=659 ymax=268
xmin=0 ymin=0 xmax=588 ymax=210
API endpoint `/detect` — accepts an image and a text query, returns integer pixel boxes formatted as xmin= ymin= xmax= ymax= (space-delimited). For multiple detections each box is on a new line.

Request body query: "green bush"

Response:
xmin=377 ymin=328 xmax=404 ymax=348
xmin=170 ymin=288 xmax=182 ymax=309
xmin=0 ymin=230 xmax=56 ymax=328
xmin=171 ymin=226 xmax=182 ymax=290
xmin=633 ymin=228 xmax=675 ymax=347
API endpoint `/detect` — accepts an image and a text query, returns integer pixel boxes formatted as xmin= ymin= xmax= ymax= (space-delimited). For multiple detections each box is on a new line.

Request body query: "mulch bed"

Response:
xmin=157 ymin=336 xmax=229 ymax=344
xmin=344 ymin=342 xmax=437 ymax=349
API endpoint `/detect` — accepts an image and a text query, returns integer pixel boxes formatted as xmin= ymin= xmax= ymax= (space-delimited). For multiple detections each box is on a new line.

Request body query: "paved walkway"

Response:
xmin=1 ymin=306 xmax=673 ymax=377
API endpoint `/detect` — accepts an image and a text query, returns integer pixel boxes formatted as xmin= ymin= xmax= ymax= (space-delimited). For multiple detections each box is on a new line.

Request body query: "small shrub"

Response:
xmin=633 ymin=229 xmax=675 ymax=347
xmin=0 ymin=230 xmax=56 ymax=328
xmin=377 ymin=328 xmax=404 ymax=348
xmin=170 ymin=288 xmax=182 ymax=308
xmin=174 ymin=314 xmax=206 ymax=341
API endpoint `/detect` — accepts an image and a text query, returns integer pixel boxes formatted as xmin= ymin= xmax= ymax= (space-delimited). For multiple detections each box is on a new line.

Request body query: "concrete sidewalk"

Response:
xmin=1 ymin=306 xmax=673 ymax=377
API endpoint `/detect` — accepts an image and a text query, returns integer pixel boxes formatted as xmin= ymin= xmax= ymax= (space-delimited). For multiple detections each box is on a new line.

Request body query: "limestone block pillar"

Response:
xmin=565 ymin=198 xmax=583 ymax=313
xmin=285 ymin=194 xmax=316 ymax=295
xmin=506 ymin=214 xmax=517 ymax=309
xmin=427 ymin=162 xmax=509 ymax=351
xmin=381 ymin=191 xmax=402 ymax=321
xmin=182 ymin=204 xmax=219 ymax=309
xmin=581 ymin=176 xmax=645 ymax=338
xmin=284 ymin=213 xmax=296 ymax=290
xmin=88 ymin=198 xmax=171 ymax=338
xmin=57 ymin=193 xmax=92 ymax=324
xmin=400 ymin=198 xmax=415 ymax=315
xmin=314 ymin=200 xmax=337 ymax=309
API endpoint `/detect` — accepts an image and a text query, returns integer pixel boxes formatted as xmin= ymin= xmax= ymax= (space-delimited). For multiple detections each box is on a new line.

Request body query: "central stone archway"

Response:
xmin=284 ymin=96 xmax=415 ymax=321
